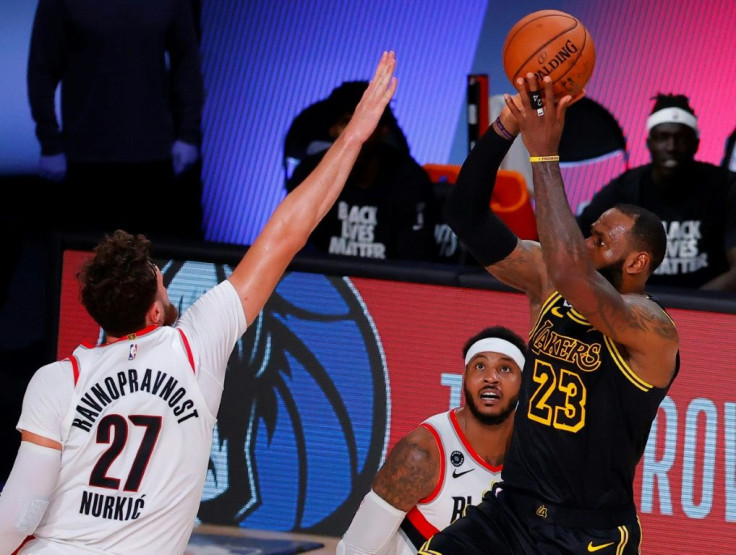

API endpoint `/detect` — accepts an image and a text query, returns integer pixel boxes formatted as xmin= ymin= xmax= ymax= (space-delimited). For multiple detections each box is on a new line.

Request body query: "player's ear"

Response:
xmin=626 ymin=251 xmax=650 ymax=276
xmin=145 ymin=300 xmax=164 ymax=327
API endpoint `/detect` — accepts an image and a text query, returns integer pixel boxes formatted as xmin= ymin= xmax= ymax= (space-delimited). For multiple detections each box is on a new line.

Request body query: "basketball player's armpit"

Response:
xmin=372 ymin=434 xmax=438 ymax=511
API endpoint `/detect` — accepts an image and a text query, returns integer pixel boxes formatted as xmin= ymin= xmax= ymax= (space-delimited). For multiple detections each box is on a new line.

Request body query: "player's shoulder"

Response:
xmin=26 ymin=358 xmax=77 ymax=394
xmin=626 ymin=292 xmax=679 ymax=342
xmin=420 ymin=409 xmax=451 ymax=427
xmin=389 ymin=423 xmax=442 ymax=468
xmin=35 ymin=358 xmax=76 ymax=378
xmin=177 ymin=280 xmax=241 ymax=327
xmin=637 ymin=291 xmax=675 ymax=317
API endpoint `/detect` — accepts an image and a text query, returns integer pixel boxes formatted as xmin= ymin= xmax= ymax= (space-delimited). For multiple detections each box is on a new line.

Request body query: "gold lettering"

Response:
xmin=531 ymin=319 xmax=601 ymax=372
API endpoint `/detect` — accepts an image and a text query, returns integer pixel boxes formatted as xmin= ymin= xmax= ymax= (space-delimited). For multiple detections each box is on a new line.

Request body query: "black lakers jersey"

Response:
xmin=501 ymin=292 xmax=679 ymax=511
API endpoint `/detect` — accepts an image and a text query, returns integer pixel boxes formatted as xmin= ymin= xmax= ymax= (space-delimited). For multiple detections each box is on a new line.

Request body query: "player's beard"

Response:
xmin=598 ymin=256 xmax=625 ymax=290
xmin=163 ymin=302 xmax=179 ymax=326
xmin=463 ymin=384 xmax=517 ymax=426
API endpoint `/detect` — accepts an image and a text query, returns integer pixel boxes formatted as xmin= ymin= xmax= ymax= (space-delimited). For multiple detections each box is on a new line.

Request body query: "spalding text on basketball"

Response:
xmin=535 ymin=39 xmax=579 ymax=80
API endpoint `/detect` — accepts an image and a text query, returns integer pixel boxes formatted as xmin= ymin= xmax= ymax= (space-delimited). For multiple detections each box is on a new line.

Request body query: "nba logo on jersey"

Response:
xmin=450 ymin=451 xmax=464 ymax=467
xmin=128 ymin=343 xmax=138 ymax=360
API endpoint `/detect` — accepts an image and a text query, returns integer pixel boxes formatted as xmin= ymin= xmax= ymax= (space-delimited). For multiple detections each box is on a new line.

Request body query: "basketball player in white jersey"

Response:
xmin=337 ymin=325 xmax=526 ymax=554
xmin=0 ymin=51 xmax=398 ymax=555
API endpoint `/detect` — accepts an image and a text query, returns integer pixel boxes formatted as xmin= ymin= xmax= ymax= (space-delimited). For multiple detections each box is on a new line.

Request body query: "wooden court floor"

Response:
xmin=191 ymin=523 xmax=339 ymax=554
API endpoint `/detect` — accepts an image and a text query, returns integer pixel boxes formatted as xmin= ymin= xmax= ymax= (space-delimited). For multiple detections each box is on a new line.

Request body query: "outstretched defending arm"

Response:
xmin=227 ymin=52 xmax=398 ymax=324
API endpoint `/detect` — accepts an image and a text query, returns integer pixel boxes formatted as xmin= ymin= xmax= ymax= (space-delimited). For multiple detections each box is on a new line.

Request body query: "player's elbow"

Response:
xmin=267 ymin=202 xmax=312 ymax=251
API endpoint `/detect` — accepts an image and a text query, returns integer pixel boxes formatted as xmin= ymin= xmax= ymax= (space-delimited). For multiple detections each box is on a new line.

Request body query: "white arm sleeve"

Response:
xmin=336 ymin=490 xmax=407 ymax=555
xmin=0 ymin=442 xmax=61 ymax=555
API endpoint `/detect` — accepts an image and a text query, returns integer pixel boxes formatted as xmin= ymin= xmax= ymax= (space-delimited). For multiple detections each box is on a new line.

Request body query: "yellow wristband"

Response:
xmin=529 ymin=155 xmax=560 ymax=163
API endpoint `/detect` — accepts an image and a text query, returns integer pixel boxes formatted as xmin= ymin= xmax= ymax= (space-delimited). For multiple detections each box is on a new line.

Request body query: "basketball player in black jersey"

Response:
xmin=420 ymin=74 xmax=680 ymax=554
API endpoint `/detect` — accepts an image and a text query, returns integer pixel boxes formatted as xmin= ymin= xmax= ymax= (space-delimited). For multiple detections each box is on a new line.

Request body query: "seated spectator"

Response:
xmin=286 ymin=81 xmax=439 ymax=262
xmin=577 ymin=93 xmax=736 ymax=291
xmin=27 ymin=0 xmax=204 ymax=242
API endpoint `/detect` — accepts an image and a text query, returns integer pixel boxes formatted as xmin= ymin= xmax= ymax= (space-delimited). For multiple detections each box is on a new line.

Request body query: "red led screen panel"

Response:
xmin=58 ymin=250 xmax=736 ymax=549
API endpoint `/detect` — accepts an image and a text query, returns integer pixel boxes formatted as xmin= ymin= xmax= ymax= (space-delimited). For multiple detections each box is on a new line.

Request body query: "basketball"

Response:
xmin=502 ymin=10 xmax=595 ymax=98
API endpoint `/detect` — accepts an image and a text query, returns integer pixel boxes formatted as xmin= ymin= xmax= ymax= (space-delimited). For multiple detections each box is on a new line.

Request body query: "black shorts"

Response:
xmin=419 ymin=486 xmax=642 ymax=555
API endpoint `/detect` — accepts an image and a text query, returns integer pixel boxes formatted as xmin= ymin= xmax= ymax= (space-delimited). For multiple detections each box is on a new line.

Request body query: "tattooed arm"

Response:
xmin=337 ymin=426 xmax=439 ymax=554
xmin=504 ymin=74 xmax=678 ymax=388
xmin=372 ymin=426 xmax=439 ymax=511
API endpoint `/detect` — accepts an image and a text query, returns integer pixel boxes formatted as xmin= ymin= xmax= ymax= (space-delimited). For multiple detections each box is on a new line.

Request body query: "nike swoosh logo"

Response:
xmin=587 ymin=541 xmax=614 ymax=552
xmin=452 ymin=468 xmax=475 ymax=478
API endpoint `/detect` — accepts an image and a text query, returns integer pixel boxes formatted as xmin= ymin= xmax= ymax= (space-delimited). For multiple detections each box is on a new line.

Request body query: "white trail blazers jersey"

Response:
xmin=397 ymin=408 xmax=503 ymax=552
xmin=16 ymin=280 xmax=245 ymax=554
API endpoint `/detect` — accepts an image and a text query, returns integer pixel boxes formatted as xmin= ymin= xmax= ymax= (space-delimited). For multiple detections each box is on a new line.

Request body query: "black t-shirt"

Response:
xmin=287 ymin=143 xmax=439 ymax=261
xmin=577 ymin=162 xmax=736 ymax=289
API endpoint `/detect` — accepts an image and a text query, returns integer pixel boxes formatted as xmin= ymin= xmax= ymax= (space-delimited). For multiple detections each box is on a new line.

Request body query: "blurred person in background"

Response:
xmin=286 ymin=81 xmax=439 ymax=262
xmin=27 ymin=0 xmax=205 ymax=241
xmin=577 ymin=93 xmax=736 ymax=291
